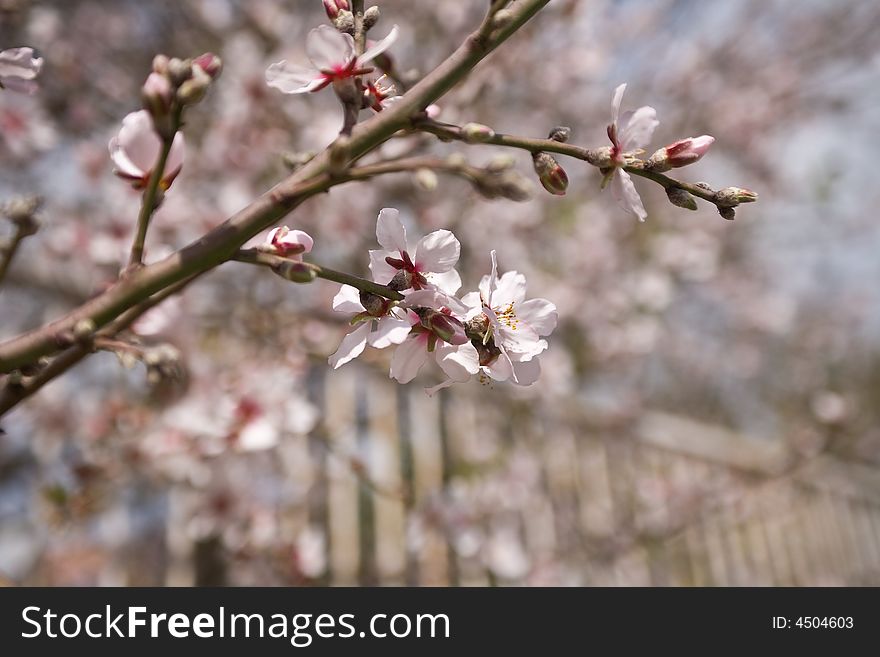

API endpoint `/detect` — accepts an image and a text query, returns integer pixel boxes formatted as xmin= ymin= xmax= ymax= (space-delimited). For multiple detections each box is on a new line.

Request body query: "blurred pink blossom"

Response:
xmin=265 ymin=24 xmax=399 ymax=94
xmin=0 ymin=47 xmax=43 ymax=94
xmin=109 ymin=110 xmax=184 ymax=189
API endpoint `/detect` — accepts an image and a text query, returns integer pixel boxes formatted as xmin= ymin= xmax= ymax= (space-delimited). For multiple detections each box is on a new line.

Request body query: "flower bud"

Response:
xmin=495 ymin=171 xmax=533 ymax=202
xmin=364 ymin=5 xmax=381 ymax=29
xmin=486 ymin=153 xmax=516 ymax=173
xmin=142 ymin=72 xmax=174 ymax=119
xmin=532 ymin=151 xmax=568 ymax=196
xmin=492 ymin=9 xmax=514 ymax=29
xmin=193 ymin=52 xmax=222 ymax=80
xmin=388 ymin=269 xmax=413 ymax=291
xmin=176 ymin=65 xmax=211 ymax=105
xmin=462 ymin=122 xmax=496 ymax=144
xmin=415 ymin=168 xmax=438 ymax=191
xmin=420 ymin=310 xmax=468 ymax=345
xmin=718 ymin=206 xmax=736 ymax=221
xmin=548 ymin=126 xmax=571 ymax=143
xmin=273 ymin=261 xmax=317 ymax=283
xmin=586 ymin=145 xmax=614 ymax=168
xmin=4 ymin=195 xmax=41 ymax=235
xmin=465 ymin=313 xmax=491 ymax=341
xmin=167 ymin=58 xmax=192 ymax=86
xmin=152 ymin=54 xmax=170 ymax=75
xmin=334 ymin=10 xmax=355 ymax=34
xmin=323 ymin=0 xmax=350 ymax=20
xmin=650 ymin=135 xmax=715 ymax=171
xmin=666 ymin=187 xmax=698 ymax=211
xmin=715 ymin=186 xmax=758 ymax=206
xmin=73 ymin=318 xmax=96 ymax=342
xmin=359 ymin=290 xmax=391 ymax=317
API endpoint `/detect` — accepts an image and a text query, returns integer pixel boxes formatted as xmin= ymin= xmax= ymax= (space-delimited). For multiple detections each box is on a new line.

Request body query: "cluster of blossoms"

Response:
xmin=265 ymin=10 xmax=401 ymax=113
xmin=0 ymin=47 xmax=43 ymax=94
xmin=324 ymin=209 xmax=558 ymax=394
xmin=109 ymin=52 xmax=222 ymax=190
xmin=597 ymin=83 xmax=714 ymax=222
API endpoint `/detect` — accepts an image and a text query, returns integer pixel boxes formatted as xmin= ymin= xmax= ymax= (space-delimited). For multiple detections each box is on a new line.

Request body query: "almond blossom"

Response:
xmin=109 ymin=110 xmax=185 ymax=190
xmin=388 ymin=290 xmax=480 ymax=385
xmin=368 ymin=207 xmax=462 ymax=294
xmin=0 ymin=47 xmax=43 ymax=94
xmin=601 ymin=83 xmax=659 ymax=222
xmin=460 ymin=251 xmax=558 ymax=385
xmin=261 ymin=226 xmax=314 ymax=259
xmin=327 ymin=285 xmax=411 ymax=369
xmin=265 ymin=24 xmax=399 ymax=95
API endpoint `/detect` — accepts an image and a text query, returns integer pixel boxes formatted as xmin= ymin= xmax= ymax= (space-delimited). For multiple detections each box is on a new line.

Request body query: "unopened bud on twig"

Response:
xmin=177 ymin=65 xmax=211 ymax=105
xmin=4 ymin=195 xmax=42 ymax=235
xmin=167 ymin=58 xmax=192 ymax=86
xmin=715 ymin=186 xmax=758 ymax=207
xmin=418 ymin=309 xmax=468 ymax=345
xmin=323 ymin=0 xmax=350 ymax=19
xmin=666 ymin=187 xmax=698 ymax=211
xmin=649 ymin=135 xmax=715 ymax=172
xmin=359 ymin=290 xmax=391 ymax=317
xmin=73 ymin=318 xmax=97 ymax=342
xmin=364 ymin=6 xmax=381 ymax=29
xmin=328 ymin=135 xmax=351 ymax=174
xmin=388 ymin=269 xmax=413 ymax=291
xmin=414 ymin=168 xmax=438 ymax=191
xmin=462 ymin=122 xmax=496 ymax=144
xmin=273 ymin=261 xmax=317 ymax=283
xmin=532 ymin=152 xmax=568 ymax=196
xmin=492 ymin=9 xmax=514 ymax=29
xmin=548 ymin=126 xmax=571 ymax=143
xmin=334 ymin=10 xmax=355 ymax=34
xmin=142 ymin=72 xmax=174 ymax=120
xmin=718 ymin=206 xmax=736 ymax=221
xmin=193 ymin=52 xmax=223 ymax=80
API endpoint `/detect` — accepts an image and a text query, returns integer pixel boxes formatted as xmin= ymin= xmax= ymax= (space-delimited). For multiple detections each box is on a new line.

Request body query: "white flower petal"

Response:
xmin=485 ymin=354 xmax=513 ymax=381
xmin=369 ymin=249 xmax=399 ymax=285
xmin=511 ymin=358 xmax=541 ymax=386
xmin=620 ymin=105 xmax=659 ymax=152
xmin=426 ymin=268 xmax=461 ymax=296
xmin=332 ymin=284 xmax=364 ymax=314
xmin=375 ymin=207 xmax=407 ymax=253
xmin=460 ymin=291 xmax=482 ymax=313
xmin=164 ymin=131 xmax=186 ymax=181
xmin=0 ymin=47 xmax=43 ymax=81
xmin=328 ymin=321 xmax=371 ymax=369
xmin=515 ymin=298 xmax=558 ymax=336
xmin=611 ymin=169 xmax=647 ymax=221
xmin=434 ymin=342 xmax=480 ymax=382
xmin=491 ymin=270 xmax=527 ymax=307
xmin=414 ymin=229 xmax=460 ymax=273
xmin=237 ymin=417 xmax=279 ymax=451
xmin=358 ymin=24 xmax=399 ymax=65
xmin=265 ymin=60 xmax=323 ymax=94
xmin=611 ymin=83 xmax=627 ymax=129
xmin=115 ymin=110 xmax=160 ymax=175
xmin=403 ymin=289 xmax=469 ymax=316
xmin=369 ymin=316 xmax=412 ymax=349
xmin=390 ymin=333 xmax=429 ymax=383
xmin=307 ymin=25 xmax=355 ymax=70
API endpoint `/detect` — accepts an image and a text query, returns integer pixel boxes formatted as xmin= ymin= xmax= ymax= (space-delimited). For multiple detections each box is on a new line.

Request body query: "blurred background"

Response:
xmin=1 ymin=0 xmax=880 ymax=586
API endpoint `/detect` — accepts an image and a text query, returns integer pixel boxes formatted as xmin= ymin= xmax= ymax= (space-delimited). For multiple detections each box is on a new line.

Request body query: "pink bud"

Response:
xmin=266 ymin=226 xmax=314 ymax=258
xmin=533 ymin=152 xmax=568 ymax=196
xmin=142 ymin=72 xmax=173 ymax=118
xmin=664 ymin=135 xmax=715 ymax=168
xmin=193 ymin=52 xmax=223 ymax=80
xmin=422 ymin=311 xmax=468 ymax=345
xmin=323 ymin=0 xmax=350 ymax=19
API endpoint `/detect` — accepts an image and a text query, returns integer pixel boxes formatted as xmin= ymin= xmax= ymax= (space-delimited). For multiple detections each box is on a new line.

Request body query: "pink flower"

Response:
xmin=368 ymin=207 xmax=462 ymax=294
xmin=109 ymin=110 xmax=184 ymax=190
xmin=262 ymin=226 xmax=314 ymax=259
xmin=602 ymin=83 xmax=659 ymax=222
xmin=328 ymin=285 xmax=411 ymax=369
xmin=363 ymin=75 xmax=400 ymax=112
xmin=265 ymin=24 xmax=399 ymax=95
xmin=460 ymin=251 xmax=557 ymax=385
xmin=0 ymin=47 xmax=43 ymax=94
xmin=388 ymin=304 xmax=480 ymax=385
xmin=662 ymin=135 xmax=714 ymax=168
